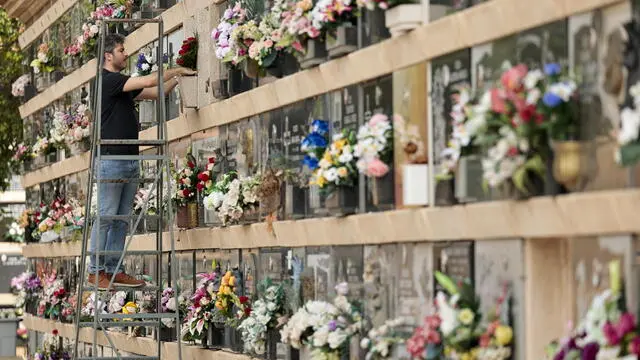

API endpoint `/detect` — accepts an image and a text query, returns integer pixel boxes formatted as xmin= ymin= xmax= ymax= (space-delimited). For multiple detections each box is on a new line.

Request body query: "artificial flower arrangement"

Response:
xmin=213 ymin=2 xmax=250 ymax=68
xmin=19 ymin=205 xmax=47 ymax=242
xmin=202 ymin=170 xmax=261 ymax=225
xmin=172 ymin=154 xmax=201 ymax=207
xmin=237 ymin=278 xmax=289 ymax=355
xmin=183 ymin=269 xmax=221 ymax=341
xmin=10 ymin=271 xmax=42 ymax=314
xmin=215 ymin=268 xmax=251 ymax=328
xmin=4 ymin=221 xmax=24 ymax=242
xmin=546 ymin=261 xmax=640 ymax=360
xmin=160 ymin=287 xmax=189 ymax=329
xmin=354 ymin=113 xmax=393 ymax=178
xmin=247 ymin=12 xmax=301 ymax=72
xmin=177 ymin=36 xmax=198 ymax=70
xmin=30 ymin=43 xmax=57 ymax=74
xmin=132 ymin=50 xmax=157 ymax=77
xmin=32 ymin=330 xmax=72 ymax=360
xmin=309 ymin=129 xmax=359 ymax=194
xmin=59 ymin=294 xmax=77 ymax=323
xmin=280 ymin=282 xmax=364 ymax=358
xmin=11 ymin=74 xmax=30 ymax=97
xmin=11 ymin=142 xmax=34 ymax=169
xmin=50 ymin=110 xmax=71 ymax=149
xmin=80 ymin=292 xmax=107 ymax=322
xmin=66 ymin=104 xmax=92 ymax=146
xmin=360 ymin=317 xmax=412 ymax=359
xmin=32 ymin=135 xmax=56 ymax=158
xmin=310 ymin=0 xmax=362 ymax=36
xmin=196 ymin=156 xmax=217 ymax=193
xmin=134 ymin=186 xmax=158 ymax=216
xmin=408 ymin=272 xmax=514 ymax=360
xmin=616 ymin=81 xmax=640 ymax=167
xmin=301 ymin=119 xmax=330 ymax=171
xmin=41 ymin=271 xmax=66 ymax=320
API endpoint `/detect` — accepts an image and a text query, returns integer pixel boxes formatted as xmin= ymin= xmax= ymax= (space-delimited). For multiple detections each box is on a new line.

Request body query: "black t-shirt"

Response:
xmin=100 ymin=69 xmax=143 ymax=155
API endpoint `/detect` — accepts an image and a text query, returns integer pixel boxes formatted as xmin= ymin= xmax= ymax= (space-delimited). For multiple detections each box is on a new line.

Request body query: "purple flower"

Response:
xmin=544 ymin=63 xmax=561 ymax=76
xmin=223 ymin=9 xmax=233 ymax=20
xmin=328 ymin=320 xmax=337 ymax=331
xmin=581 ymin=342 xmax=599 ymax=360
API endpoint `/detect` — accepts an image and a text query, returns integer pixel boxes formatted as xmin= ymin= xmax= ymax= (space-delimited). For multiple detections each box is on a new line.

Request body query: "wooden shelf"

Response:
xmin=21 ymin=188 xmax=640 ymax=258
xmin=22 ymin=314 xmax=255 ymax=360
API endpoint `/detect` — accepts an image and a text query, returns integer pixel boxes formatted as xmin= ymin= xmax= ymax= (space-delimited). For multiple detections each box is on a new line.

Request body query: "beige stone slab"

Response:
xmin=19 ymin=0 xmax=78 ymax=49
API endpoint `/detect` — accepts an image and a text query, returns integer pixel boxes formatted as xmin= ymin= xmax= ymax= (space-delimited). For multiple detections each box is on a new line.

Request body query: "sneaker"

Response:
xmin=111 ymin=272 xmax=145 ymax=287
xmin=87 ymin=271 xmax=111 ymax=290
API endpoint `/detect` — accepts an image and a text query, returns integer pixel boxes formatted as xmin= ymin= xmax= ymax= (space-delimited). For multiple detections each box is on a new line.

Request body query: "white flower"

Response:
xmin=141 ymin=63 xmax=150 ymax=71
xmin=324 ymin=168 xmax=339 ymax=182
xmin=327 ymin=329 xmax=348 ymax=349
xmin=313 ymin=326 xmax=329 ymax=347
xmin=618 ymin=107 xmax=640 ymax=145
xmin=523 ymin=69 xmax=543 ymax=89
xmin=526 ymin=88 xmax=541 ymax=105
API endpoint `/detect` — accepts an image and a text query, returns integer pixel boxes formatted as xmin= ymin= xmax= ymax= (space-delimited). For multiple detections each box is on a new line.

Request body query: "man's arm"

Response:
xmin=135 ymin=78 xmax=179 ymax=100
xmin=123 ymin=67 xmax=196 ymax=92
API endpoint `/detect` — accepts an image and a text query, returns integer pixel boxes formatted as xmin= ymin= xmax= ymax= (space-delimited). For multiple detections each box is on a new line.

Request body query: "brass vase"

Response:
xmin=552 ymin=141 xmax=582 ymax=191
xmin=176 ymin=202 xmax=198 ymax=229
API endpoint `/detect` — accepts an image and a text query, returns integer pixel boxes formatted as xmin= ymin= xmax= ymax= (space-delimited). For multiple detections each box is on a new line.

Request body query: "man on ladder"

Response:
xmin=87 ymin=33 xmax=196 ymax=290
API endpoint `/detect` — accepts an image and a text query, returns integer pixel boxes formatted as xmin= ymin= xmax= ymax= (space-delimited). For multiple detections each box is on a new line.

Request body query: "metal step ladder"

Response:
xmin=72 ymin=17 xmax=182 ymax=360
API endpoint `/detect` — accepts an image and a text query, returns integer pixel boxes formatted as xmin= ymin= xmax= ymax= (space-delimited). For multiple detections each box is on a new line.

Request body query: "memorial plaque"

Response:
xmin=395 ymin=243 xmax=434 ymax=323
xmin=300 ymin=246 xmax=331 ymax=302
xmin=192 ymin=130 xmax=225 ymax=226
xmin=363 ymin=245 xmax=398 ymax=327
xmin=431 ymin=49 xmax=471 ymax=169
xmin=176 ymin=251 xmax=195 ymax=297
xmin=258 ymin=247 xmax=289 ymax=283
xmin=572 ymin=235 xmax=637 ymax=319
xmin=263 ymin=108 xmax=285 ymax=169
xmin=363 ymin=76 xmax=394 ymax=211
xmin=475 ymin=239 xmax=525 ymax=360
xmin=330 ymin=246 xmax=364 ymax=297
xmin=361 ymin=8 xmax=389 ymax=48
xmin=432 ymin=241 xmax=474 ymax=294
xmin=429 ymin=0 xmax=467 ymax=21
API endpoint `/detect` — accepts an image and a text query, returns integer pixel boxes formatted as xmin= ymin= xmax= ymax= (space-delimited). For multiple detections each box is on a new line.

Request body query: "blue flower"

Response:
xmin=311 ymin=119 xmax=329 ymax=135
xmin=544 ymin=63 xmax=561 ymax=76
xmin=302 ymin=155 xmax=319 ymax=170
xmin=542 ymin=92 xmax=562 ymax=108
xmin=301 ymin=133 xmax=327 ymax=152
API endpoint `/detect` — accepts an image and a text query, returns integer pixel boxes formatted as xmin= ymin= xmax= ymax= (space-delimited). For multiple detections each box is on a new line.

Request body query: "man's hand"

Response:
xmin=177 ymin=67 xmax=197 ymax=76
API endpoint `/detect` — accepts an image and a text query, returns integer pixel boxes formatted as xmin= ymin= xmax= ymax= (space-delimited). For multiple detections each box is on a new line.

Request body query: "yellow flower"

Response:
xmin=38 ymin=223 xmax=47 ymax=232
xmin=223 ymin=286 xmax=233 ymax=295
xmin=316 ymin=175 xmax=327 ymax=187
xmin=228 ymin=276 xmax=236 ymax=287
xmin=458 ymin=308 xmax=475 ymax=325
xmin=460 ymin=351 xmax=476 ymax=360
xmin=323 ymin=151 xmax=332 ymax=163
xmin=215 ymin=300 xmax=223 ymax=310
xmin=337 ymin=167 xmax=348 ymax=178
xmin=495 ymin=325 xmax=513 ymax=346
xmin=122 ymin=301 xmax=138 ymax=315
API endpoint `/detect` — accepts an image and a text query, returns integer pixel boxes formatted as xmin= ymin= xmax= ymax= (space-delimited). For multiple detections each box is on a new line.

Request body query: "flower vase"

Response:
xmin=435 ymin=178 xmax=456 ymax=206
xmin=224 ymin=327 xmax=244 ymax=352
xmin=265 ymin=52 xmax=300 ymax=78
xmin=366 ymin=170 xmax=394 ymax=212
xmin=178 ymin=75 xmax=198 ymax=109
xmin=145 ymin=216 xmax=159 ymax=232
xmin=20 ymin=160 xmax=32 ymax=174
xmin=176 ymin=203 xmax=198 ymax=229
xmin=45 ymin=151 xmax=57 ymax=165
xmin=25 ymin=297 xmax=38 ymax=315
xmin=207 ymin=323 xmax=225 ymax=348
xmin=63 ymin=57 xmax=75 ymax=73
xmin=53 ymin=70 xmax=65 ymax=83
xmin=402 ymin=164 xmax=429 ymax=206
xmin=285 ymin=183 xmax=307 ymax=219
xmin=158 ymin=326 xmax=176 ymax=342
xmin=244 ymin=59 xmax=260 ymax=79
xmin=139 ymin=100 xmax=156 ymax=129
xmin=500 ymin=170 xmax=545 ymax=200
xmin=35 ymin=72 xmax=49 ymax=92
xmin=551 ymin=140 xmax=582 ymax=191
xmin=323 ymin=186 xmax=358 ymax=217
xmin=24 ymin=84 xmax=37 ymax=101
xmin=265 ymin=328 xmax=280 ymax=360
xmin=455 ymin=155 xmax=487 ymax=203
xmin=299 ymin=39 xmax=328 ymax=69
xmin=227 ymin=67 xmax=254 ymax=97
xmin=325 ymin=25 xmax=358 ymax=59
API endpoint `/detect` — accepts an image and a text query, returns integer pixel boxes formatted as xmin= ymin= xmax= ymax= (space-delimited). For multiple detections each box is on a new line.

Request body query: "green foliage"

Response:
xmin=0 ymin=9 xmax=25 ymax=191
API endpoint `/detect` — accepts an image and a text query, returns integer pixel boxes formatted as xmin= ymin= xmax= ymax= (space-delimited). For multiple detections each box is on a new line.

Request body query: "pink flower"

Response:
xmin=369 ymin=113 xmax=388 ymax=127
xmin=616 ymin=312 xmax=636 ymax=337
xmin=425 ymin=315 xmax=441 ymax=330
xmin=490 ymin=88 xmax=507 ymax=114
xmin=425 ymin=330 xmax=440 ymax=344
xmin=366 ymin=158 xmax=389 ymax=178
xmin=603 ymin=322 xmax=621 ymax=346
xmin=500 ymin=64 xmax=528 ymax=91
xmin=629 ymin=336 xmax=640 ymax=356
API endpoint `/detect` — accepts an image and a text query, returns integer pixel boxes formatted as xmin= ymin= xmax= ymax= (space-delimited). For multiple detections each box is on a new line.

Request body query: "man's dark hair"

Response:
xmin=104 ymin=33 xmax=126 ymax=55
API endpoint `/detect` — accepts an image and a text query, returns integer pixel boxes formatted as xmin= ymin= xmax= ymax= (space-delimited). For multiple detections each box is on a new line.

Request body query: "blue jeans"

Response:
xmin=88 ymin=160 xmax=139 ymax=275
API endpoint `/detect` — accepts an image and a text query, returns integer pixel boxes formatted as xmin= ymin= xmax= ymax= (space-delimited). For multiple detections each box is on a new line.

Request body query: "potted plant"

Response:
xmin=394 ymin=114 xmax=429 ymax=206
xmin=173 ymin=153 xmax=201 ymax=229
xmin=176 ymin=36 xmax=198 ymax=108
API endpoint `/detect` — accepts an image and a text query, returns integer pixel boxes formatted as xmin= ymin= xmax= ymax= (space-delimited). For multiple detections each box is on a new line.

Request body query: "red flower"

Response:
xmin=52 ymin=329 xmax=59 ymax=336
xmin=187 ymin=37 xmax=196 ymax=42
xmin=243 ymin=307 xmax=251 ymax=316
xmin=479 ymin=333 xmax=491 ymax=347
xmin=208 ymin=157 xmax=215 ymax=164
xmin=176 ymin=58 xmax=184 ymax=65
xmin=187 ymin=161 xmax=195 ymax=169
xmin=196 ymin=182 xmax=204 ymax=191
xmin=178 ymin=49 xmax=186 ymax=55
xmin=507 ymin=147 xmax=519 ymax=157
xmin=518 ymin=104 xmax=537 ymax=123
xmin=182 ymin=189 xmax=191 ymax=197
xmin=198 ymin=172 xmax=209 ymax=182
xmin=239 ymin=296 xmax=249 ymax=304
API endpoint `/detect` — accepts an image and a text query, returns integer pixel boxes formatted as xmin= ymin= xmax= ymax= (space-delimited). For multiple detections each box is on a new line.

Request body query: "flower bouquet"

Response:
xmin=202 ymin=171 xmax=261 ymax=226
xmin=11 ymin=271 xmax=42 ymax=314
xmin=311 ymin=0 xmax=361 ymax=58
xmin=213 ymin=2 xmax=249 ymax=69
xmin=361 ymin=317 xmax=412 ymax=359
xmin=183 ymin=269 xmax=221 ymax=346
xmin=355 ymin=113 xmax=393 ymax=207
xmin=238 ymin=279 xmax=289 ymax=357
xmin=277 ymin=0 xmax=325 ymax=69
xmin=11 ymin=74 xmax=30 ymax=98
xmin=159 ymin=287 xmax=188 ymax=341
xmin=32 ymin=136 xmax=57 ymax=167
xmin=67 ymin=104 xmax=92 ymax=154
xmin=280 ymin=282 xmax=363 ymax=358
xmin=616 ymin=81 xmax=640 ymax=167
xmin=177 ymin=36 xmax=198 ymax=108
xmin=173 ymin=154 xmax=201 ymax=228
xmin=11 ymin=142 xmax=34 ymax=173
xmin=32 ymin=331 xmax=72 ymax=360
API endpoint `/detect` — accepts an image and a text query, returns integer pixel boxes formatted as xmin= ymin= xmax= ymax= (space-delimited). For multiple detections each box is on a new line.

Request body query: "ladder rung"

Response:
xmin=96 ymin=214 xmax=161 ymax=221
xmin=96 ymin=178 xmax=158 ymax=183
xmin=81 ymin=285 xmax=160 ymax=292
xmin=79 ymin=357 xmax=158 ymax=360
xmin=79 ymin=321 xmax=161 ymax=328
xmin=85 ymin=250 xmax=162 ymax=256
xmin=99 ymin=313 xmax=176 ymax=320
xmin=99 ymin=155 xmax=166 ymax=161
xmin=99 ymin=139 xmax=166 ymax=146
